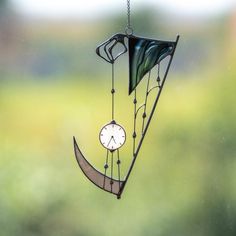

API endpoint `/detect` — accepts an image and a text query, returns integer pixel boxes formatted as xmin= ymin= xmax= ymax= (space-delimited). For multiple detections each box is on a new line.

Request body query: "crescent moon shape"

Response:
xmin=73 ymin=137 xmax=124 ymax=197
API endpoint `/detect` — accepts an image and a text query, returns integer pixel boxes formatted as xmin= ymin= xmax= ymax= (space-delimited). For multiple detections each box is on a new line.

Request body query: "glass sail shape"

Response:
xmin=128 ymin=35 xmax=176 ymax=94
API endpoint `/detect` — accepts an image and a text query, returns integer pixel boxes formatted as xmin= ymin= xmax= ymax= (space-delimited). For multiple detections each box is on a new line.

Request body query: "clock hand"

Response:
xmin=112 ymin=136 xmax=116 ymax=144
xmin=107 ymin=136 xmax=113 ymax=147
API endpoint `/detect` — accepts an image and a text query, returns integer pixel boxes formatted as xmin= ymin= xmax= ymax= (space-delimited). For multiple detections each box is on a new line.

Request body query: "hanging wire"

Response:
xmin=103 ymin=150 xmax=109 ymax=188
xmin=141 ymin=71 xmax=151 ymax=133
xmin=110 ymin=152 xmax=114 ymax=192
xmin=125 ymin=0 xmax=133 ymax=35
xmin=111 ymin=63 xmax=115 ymax=120
xmin=157 ymin=63 xmax=161 ymax=87
xmin=117 ymin=149 xmax=121 ymax=188
xmin=132 ymin=89 xmax=137 ymax=156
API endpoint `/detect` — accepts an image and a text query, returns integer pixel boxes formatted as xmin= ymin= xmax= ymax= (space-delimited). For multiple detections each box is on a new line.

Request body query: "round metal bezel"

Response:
xmin=99 ymin=121 xmax=126 ymax=151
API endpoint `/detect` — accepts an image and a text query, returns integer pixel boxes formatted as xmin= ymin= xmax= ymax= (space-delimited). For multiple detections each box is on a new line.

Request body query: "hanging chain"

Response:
xmin=125 ymin=0 xmax=133 ymax=35
xmin=127 ymin=0 xmax=131 ymax=29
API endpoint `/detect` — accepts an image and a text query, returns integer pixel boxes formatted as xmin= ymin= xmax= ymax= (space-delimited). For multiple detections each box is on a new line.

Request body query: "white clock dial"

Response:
xmin=99 ymin=121 xmax=126 ymax=151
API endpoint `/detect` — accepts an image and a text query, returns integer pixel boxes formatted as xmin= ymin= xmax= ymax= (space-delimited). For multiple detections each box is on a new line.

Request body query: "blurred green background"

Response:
xmin=1 ymin=0 xmax=236 ymax=235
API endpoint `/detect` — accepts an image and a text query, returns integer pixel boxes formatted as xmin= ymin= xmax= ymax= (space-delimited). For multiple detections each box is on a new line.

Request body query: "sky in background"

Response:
xmin=12 ymin=0 xmax=236 ymax=19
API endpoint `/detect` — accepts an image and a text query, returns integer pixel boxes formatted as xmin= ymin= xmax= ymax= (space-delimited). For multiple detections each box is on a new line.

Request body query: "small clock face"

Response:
xmin=99 ymin=122 xmax=126 ymax=151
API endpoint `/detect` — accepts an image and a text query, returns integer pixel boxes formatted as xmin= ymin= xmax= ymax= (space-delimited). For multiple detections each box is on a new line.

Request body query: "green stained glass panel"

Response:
xmin=128 ymin=36 xmax=176 ymax=94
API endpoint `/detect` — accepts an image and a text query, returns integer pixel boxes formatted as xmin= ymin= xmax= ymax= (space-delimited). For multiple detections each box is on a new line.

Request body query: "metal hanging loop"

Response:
xmin=125 ymin=0 xmax=133 ymax=36
xmin=125 ymin=26 xmax=133 ymax=36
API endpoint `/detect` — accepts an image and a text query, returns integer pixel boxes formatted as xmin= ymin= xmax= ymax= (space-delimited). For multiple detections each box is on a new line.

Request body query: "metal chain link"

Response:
xmin=127 ymin=0 xmax=131 ymax=28
xmin=125 ymin=0 xmax=133 ymax=35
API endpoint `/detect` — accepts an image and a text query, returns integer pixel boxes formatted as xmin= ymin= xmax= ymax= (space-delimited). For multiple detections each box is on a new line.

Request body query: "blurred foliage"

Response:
xmin=0 ymin=3 xmax=236 ymax=236
xmin=108 ymin=7 xmax=164 ymax=35
xmin=0 ymin=0 xmax=7 ymax=7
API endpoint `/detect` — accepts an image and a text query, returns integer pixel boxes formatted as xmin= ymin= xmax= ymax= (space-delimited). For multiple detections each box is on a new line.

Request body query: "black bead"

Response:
xmin=111 ymin=89 xmax=115 ymax=94
xmin=104 ymin=164 xmax=109 ymax=169
xmin=133 ymin=132 xmax=137 ymax=138
xmin=142 ymin=113 xmax=146 ymax=118
xmin=117 ymin=160 xmax=121 ymax=165
xmin=111 ymin=120 xmax=116 ymax=124
xmin=133 ymin=99 xmax=137 ymax=104
xmin=110 ymin=180 xmax=114 ymax=185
